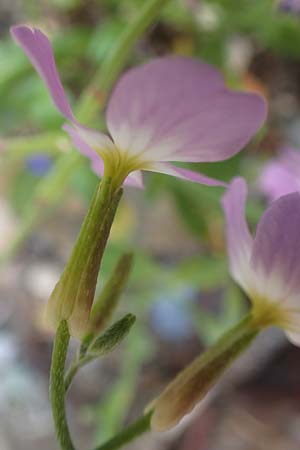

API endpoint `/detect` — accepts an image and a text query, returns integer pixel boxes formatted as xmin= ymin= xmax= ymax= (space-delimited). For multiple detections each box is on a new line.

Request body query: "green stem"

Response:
xmin=50 ymin=320 xmax=75 ymax=450
xmin=92 ymin=413 xmax=152 ymax=450
xmin=64 ymin=355 xmax=93 ymax=392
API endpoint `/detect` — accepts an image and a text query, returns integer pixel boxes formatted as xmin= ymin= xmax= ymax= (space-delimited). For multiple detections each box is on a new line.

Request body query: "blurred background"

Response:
xmin=1 ymin=0 xmax=300 ymax=449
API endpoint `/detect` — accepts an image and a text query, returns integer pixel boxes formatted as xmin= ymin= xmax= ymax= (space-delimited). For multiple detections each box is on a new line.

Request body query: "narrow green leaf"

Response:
xmin=89 ymin=253 xmax=134 ymax=333
xmin=90 ymin=314 xmax=136 ymax=356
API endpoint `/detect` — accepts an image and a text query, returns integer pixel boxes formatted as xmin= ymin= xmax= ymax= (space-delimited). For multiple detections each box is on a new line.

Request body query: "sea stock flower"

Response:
xmin=146 ymin=175 xmax=300 ymax=433
xmin=222 ymin=176 xmax=300 ymax=345
xmin=260 ymin=147 xmax=300 ymax=201
xmin=11 ymin=25 xmax=267 ymax=192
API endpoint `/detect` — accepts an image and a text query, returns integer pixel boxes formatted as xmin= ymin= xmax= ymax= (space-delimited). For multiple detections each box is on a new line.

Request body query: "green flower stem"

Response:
xmin=92 ymin=413 xmax=152 ymax=450
xmin=50 ymin=320 xmax=75 ymax=450
xmin=64 ymin=354 xmax=94 ymax=392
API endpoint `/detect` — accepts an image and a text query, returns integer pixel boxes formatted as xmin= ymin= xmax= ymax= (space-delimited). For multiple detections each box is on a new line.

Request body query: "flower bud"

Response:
xmin=46 ymin=178 xmax=122 ymax=338
xmin=149 ymin=315 xmax=258 ymax=432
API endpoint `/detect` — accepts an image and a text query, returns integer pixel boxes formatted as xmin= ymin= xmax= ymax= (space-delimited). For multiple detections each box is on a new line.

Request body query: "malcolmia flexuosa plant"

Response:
xmin=11 ymin=25 xmax=266 ymax=338
xmin=13 ymin=15 xmax=300 ymax=450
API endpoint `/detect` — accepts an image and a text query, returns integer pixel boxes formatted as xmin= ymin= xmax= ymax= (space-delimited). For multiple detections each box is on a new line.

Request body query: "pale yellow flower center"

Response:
xmin=250 ymin=294 xmax=299 ymax=333
xmin=97 ymin=146 xmax=151 ymax=190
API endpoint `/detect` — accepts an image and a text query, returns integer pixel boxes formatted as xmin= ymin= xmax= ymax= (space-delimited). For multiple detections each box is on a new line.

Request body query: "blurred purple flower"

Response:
xmin=11 ymin=26 xmax=267 ymax=190
xmin=278 ymin=0 xmax=300 ymax=13
xmin=222 ymin=177 xmax=300 ymax=346
xmin=26 ymin=154 xmax=52 ymax=176
xmin=260 ymin=147 xmax=300 ymax=201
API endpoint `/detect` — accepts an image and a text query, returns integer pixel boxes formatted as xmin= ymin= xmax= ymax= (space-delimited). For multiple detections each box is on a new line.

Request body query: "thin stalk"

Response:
xmin=50 ymin=320 xmax=75 ymax=450
xmin=92 ymin=413 xmax=152 ymax=450
xmin=64 ymin=355 xmax=93 ymax=392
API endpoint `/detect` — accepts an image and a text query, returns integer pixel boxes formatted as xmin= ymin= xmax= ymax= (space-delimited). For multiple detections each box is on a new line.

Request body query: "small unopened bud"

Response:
xmin=88 ymin=252 xmax=134 ymax=334
xmin=149 ymin=315 xmax=258 ymax=432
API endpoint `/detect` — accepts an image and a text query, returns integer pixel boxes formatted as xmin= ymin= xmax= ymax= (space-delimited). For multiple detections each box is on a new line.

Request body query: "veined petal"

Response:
xmin=63 ymin=124 xmax=105 ymax=176
xmin=147 ymin=162 xmax=227 ymax=187
xmin=11 ymin=25 xmax=76 ymax=122
xmin=251 ymin=192 xmax=300 ymax=306
xmin=106 ymin=56 xmax=267 ymax=163
xmin=221 ymin=177 xmax=254 ymax=295
xmin=72 ymin=126 xmax=116 ymax=153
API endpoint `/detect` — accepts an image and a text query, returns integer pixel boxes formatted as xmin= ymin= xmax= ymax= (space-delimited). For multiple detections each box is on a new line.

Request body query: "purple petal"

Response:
xmin=221 ymin=177 xmax=254 ymax=294
xmin=106 ymin=56 xmax=267 ymax=163
xmin=11 ymin=25 xmax=76 ymax=122
xmin=125 ymin=170 xmax=144 ymax=189
xmin=63 ymin=124 xmax=105 ymax=176
xmin=148 ymin=162 xmax=227 ymax=187
xmin=260 ymin=148 xmax=300 ymax=201
xmin=251 ymin=192 xmax=300 ymax=304
xmin=260 ymin=162 xmax=299 ymax=202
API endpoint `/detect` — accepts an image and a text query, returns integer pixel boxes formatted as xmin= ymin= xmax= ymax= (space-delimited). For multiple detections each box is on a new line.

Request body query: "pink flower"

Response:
xmin=260 ymin=147 xmax=300 ymax=201
xmin=11 ymin=26 xmax=267 ymax=190
xmin=222 ymin=177 xmax=300 ymax=345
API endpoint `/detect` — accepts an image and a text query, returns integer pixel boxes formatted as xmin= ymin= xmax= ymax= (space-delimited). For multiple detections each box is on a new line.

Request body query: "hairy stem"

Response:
xmin=50 ymin=320 xmax=75 ymax=450
xmin=93 ymin=413 xmax=152 ymax=450
xmin=64 ymin=355 xmax=93 ymax=392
